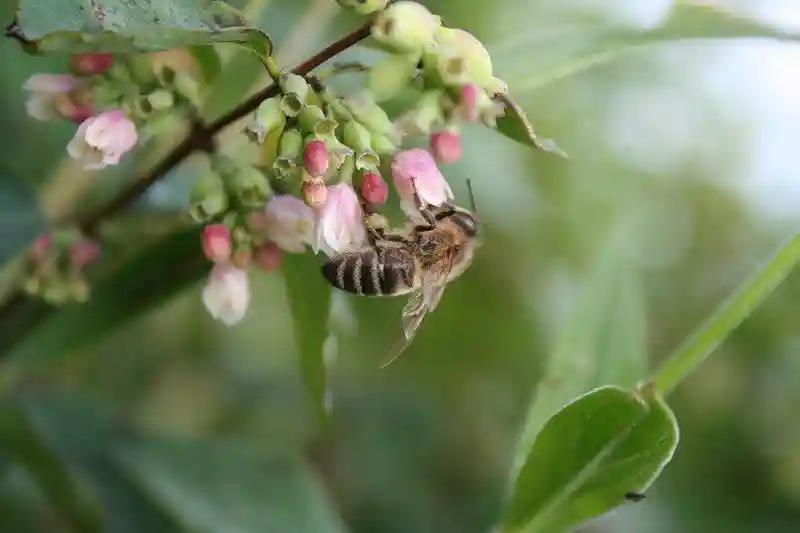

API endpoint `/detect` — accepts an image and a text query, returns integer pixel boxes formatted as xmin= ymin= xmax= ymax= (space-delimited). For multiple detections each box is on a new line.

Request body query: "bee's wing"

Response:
xmin=380 ymin=256 xmax=453 ymax=368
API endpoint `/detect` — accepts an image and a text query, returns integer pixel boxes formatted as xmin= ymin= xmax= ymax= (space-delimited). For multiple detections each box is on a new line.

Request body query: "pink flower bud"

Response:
xmin=303 ymin=140 xmax=329 ymax=177
xmin=253 ymin=242 xmax=283 ymax=272
xmin=430 ymin=130 xmax=463 ymax=164
xmin=30 ymin=235 xmax=53 ymax=263
xmin=460 ymin=83 xmax=480 ymax=122
xmin=361 ymin=172 xmax=389 ymax=205
xmin=69 ymin=53 xmax=115 ymax=76
xmin=67 ymin=110 xmax=138 ymax=170
xmin=302 ymin=177 xmax=328 ymax=208
xmin=69 ymin=239 xmax=100 ymax=267
xmin=23 ymin=74 xmax=86 ymax=122
xmin=202 ymin=224 xmax=232 ymax=263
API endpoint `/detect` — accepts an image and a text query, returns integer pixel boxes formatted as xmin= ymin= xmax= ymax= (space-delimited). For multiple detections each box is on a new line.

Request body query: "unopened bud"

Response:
xmin=229 ymin=167 xmax=271 ymax=209
xmin=147 ymin=89 xmax=174 ymax=110
xmin=30 ymin=235 xmax=53 ymax=263
xmin=298 ymin=104 xmax=325 ymax=133
xmin=69 ymin=53 xmax=115 ymax=76
xmin=371 ymin=1 xmax=441 ymax=53
xmin=202 ymin=224 xmax=232 ymax=263
xmin=343 ymin=92 xmax=395 ymax=136
xmin=248 ymin=98 xmax=285 ymax=144
xmin=69 ymin=239 xmax=100 ymax=267
xmin=301 ymin=177 xmax=328 ymax=208
xmin=396 ymin=89 xmax=445 ymax=136
xmin=303 ymin=140 xmax=329 ymax=177
xmin=430 ymin=129 xmax=462 ymax=164
xmin=175 ymin=72 xmax=201 ymax=105
xmin=189 ymin=173 xmax=229 ymax=223
xmin=342 ymin=121 xmax=372 ymax=153
xmin=253 ymin=242 xmax=283 ymax=272
xmin=278 ymin=128 xmax=304 ymax=159
xmin=336 ymin=0 xmax=389 ymax=15
xmin=361 ymin=172 xmax=389 ymax=205
xmin=368 ymin=53 xmax=419 ymax=102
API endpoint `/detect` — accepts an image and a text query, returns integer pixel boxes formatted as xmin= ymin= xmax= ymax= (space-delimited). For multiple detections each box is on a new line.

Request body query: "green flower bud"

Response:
xmin=314 ymin=117 xmax=339 ymax=138
xmin=336 ymin=0 xmax=389 ymax=15
xmin=147 ymin=89 xmax=174 ymax=111
xmin=278 ymin=128 xmax=304 ymax=160
xmin=298 ymin=104 xmax=326 ymax=133
xmin=428 ymin=28 xmax=494 ymax=88
xmin=342 ymin=121 xmax=372 ymax=152
xmin=338 ymin=153 xmax=356 ymax=185
xmin=189 ymin=173 xmax=229 ymax=223
xmin=343 ymin=92 xmax=395 ymax=136
xmin=318 ymin=134 xmax=354 ymax=170
xmin=229 ymin=166 xmax=271 ymax=209
xmin=368 ymin=53 xmax=420 ymax=103
xmin=371 ymin=1 xmax=441 ymax=53
xmin=273 ymin=156 xmax=297 ymax=179
xmin=175 ymin=72 xmax=201 ymax=105
xmin=248 ymin=98 xmax=285 ymax=144
xmin=356 ymin=150 xmax=380 ymax=171
xmin=279 ymin=73 xmax=309 ymax=117
xmin=370 ymin=133 xmax=397 ymax=155
xmin=395 ymin=89 xmax=445 ymax=136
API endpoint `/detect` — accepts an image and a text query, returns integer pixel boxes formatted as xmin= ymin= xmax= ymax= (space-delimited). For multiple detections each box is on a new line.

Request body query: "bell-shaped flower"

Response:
xmin=263 ymin=195 xmax=316 ymax=253
xmin=24 ymin=74 xmax=92 ymax=122
xmin=67 ymin=110 xmax=138 ymax=170
xmin=202 ymin=263 xmax=250 ymax=326
xmin=391 ymin=148 xmax=454 ymax=214
xmin=313 ymin=183 xmax=366 ymax=257
xmin=430 ymin=129 xmax=463 ymax=164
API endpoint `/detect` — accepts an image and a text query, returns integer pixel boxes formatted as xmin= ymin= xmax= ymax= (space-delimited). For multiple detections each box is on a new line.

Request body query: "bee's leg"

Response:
xmin=409 ymin=177 xmax=437 ymax=230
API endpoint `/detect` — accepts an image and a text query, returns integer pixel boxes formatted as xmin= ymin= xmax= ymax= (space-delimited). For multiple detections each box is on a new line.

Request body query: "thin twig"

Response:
xmin=0 ymin=22 xmax=374 ymax=351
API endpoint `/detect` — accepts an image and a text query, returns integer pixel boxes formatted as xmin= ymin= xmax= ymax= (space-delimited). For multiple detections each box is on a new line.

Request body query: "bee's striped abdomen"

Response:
xmin=321 ymin=247 xmax=415 ymax=297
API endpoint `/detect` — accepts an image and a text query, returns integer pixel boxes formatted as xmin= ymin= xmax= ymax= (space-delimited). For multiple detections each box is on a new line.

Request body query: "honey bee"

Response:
xmin=320 ymin=181 xmax=481 ymax=367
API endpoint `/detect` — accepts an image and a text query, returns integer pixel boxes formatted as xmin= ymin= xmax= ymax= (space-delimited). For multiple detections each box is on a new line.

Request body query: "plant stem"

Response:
xmin=651 ymin=232 xmax=800 ymax=395
xmin=0 ymin=21 xmax=373 ymax=355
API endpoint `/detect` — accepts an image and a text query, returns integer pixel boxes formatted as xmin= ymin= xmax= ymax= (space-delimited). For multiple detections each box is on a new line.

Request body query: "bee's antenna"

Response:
xmin=466 ymin=178 xmax=478 ymax=213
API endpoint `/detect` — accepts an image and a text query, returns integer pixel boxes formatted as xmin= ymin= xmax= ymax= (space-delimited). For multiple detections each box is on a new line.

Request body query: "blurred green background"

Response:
xmin=1 ymin=0 xmax=800 ymax=532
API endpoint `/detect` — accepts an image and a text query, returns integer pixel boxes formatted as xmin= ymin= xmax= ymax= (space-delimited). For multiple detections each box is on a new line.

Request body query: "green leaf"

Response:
xmin=114 ymin=437 xmax=349 ymax=533
xmin=5 ymin=0 xmax=272 ymax=61
xmin=282 ymin=253 xmax=332 ymax=421
xmin=189 ymin=45 xmax=223 ymax=86
xmin=496 ymin=3 xmax=800 ymax=148
xmin=0 ymin=227 xmax=207 ymax=365
xmin=503 ymin=386 xmax=679 ymax=533
xmin=511 ymin=244 xmax=648 ymax=476
xmin=0 ymin=176 xmax=44 ymax=266
xmin=0 ymin=399 xmax=104 ymax=533
xmin=18 ymin=393 xmax=181 ymax=533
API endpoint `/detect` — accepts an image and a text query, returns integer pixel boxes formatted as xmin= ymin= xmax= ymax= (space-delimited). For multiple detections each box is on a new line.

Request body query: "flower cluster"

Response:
xmin=22 ymin=229 xmax=101 ymax=304
xmin=19 ymin=2 xmax=511 ymax=324
xmin=194 ymin=1 xmax=508 ymax=325
xmin=23 ymin=52 xmax=200 ymax=170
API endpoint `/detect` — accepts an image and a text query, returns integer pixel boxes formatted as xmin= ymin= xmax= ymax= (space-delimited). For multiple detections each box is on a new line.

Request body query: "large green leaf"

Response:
xmin=496 ymin=2 xmax=800 ymax=149
xmin=114 ymin=437 xmax=349 ymax=533
xmin=282 ymin=253 xmax=333 ymax=422
xmin=18 ymin=393 xmax=181 ymax=533
xmin=0 ymin=399 xmax=104 ymax=533
xmin=503 ymin=386 xmax=679 ymax=533
xmin=5 ymin=0 xmax=272 ymax=59
xmin=511 ymin=243 xmax=648 ymax=476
